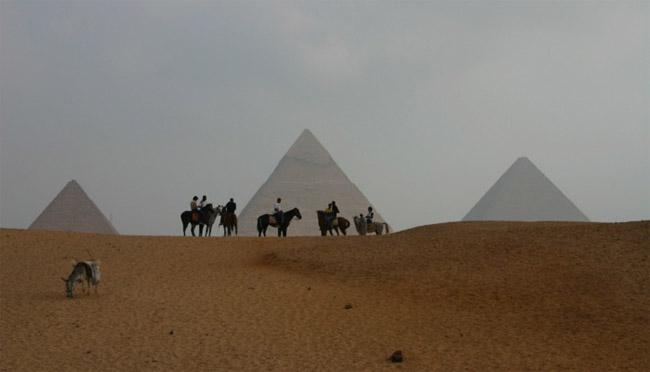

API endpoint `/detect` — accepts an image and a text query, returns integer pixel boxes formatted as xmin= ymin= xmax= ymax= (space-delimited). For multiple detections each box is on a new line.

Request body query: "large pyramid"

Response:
xmin=463 ymin=157 xmax=589 ymax=222
xmin=29 ymin=180 xmax=119 ymax=234
xmin=238 ymin=129 xmax=385 ymax=236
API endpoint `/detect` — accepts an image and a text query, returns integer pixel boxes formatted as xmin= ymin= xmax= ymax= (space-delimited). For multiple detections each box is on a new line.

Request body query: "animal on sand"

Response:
xmin=181 ymin=203 xmax=217 ymax=236
xmin=257 ymin=207 xmax=302 ymax=237
xmin=316 ymin=210 xmax=350 ymax=236
xmin=61 ymin=260 xmax=101 ymax=298
xmin=221 ymin=212 xmax=238 ymax=236
xmin=353 ymin=215 xmax=390 ymax=235
xmin=204 ymin=205 xmax=224 ymax=237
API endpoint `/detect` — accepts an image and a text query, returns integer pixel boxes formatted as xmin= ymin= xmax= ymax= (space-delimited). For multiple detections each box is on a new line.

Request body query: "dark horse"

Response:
xmin=220 ymin=212 xmax=238 ymax=236
xmin=180 ymin=204 xmax=215 ymax=237
xmin=257 ymin=207 xmax=302 ymax=237
xmin=316 ymin=210 xmax=350 ymax=236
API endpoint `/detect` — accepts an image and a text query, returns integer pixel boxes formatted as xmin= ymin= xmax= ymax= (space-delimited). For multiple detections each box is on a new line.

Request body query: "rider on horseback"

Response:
xmin=225 ymin=198 xmax=236 ymax=217
xmin=273 ymin=198 xmax=283 ymax=225
xmin=366 ymin=206 xmax=374 ymax=225
xmin=327 ymin=201 xmax=339 ymax=229
xmin=191 ymin=195 xmax=208 ymax=223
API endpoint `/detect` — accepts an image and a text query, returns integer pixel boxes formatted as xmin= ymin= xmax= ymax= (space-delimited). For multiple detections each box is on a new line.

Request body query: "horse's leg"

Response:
xmin=182 ymin=220 xmax=188 ymax=236
xmin=191 ymin=223 xmax=196 ymax=237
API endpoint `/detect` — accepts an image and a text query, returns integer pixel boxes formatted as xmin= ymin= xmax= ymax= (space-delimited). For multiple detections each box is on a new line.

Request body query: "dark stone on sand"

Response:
xmin=390 ymin=350 xmax=403 ymax=363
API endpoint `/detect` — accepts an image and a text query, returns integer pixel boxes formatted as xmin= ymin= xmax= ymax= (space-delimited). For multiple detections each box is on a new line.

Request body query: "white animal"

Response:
xmin=61 ymin=260 xmax=101 ymax=298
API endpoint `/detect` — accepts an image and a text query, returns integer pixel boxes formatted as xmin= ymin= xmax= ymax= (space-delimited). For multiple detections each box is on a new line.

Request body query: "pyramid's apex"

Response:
xmin=29 ymin=180 xmax=119 ymax=234
xmin=463 ymin=157 xmax=589 ymax=222
xmin=285 ymin=129 xmax=332 ymax=165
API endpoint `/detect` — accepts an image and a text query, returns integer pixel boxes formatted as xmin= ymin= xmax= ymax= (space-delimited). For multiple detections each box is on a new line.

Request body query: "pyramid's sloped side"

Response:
xmin=238 ymin=131 xmax=387 ymax=236
xmin=463 ymin=158 xmax=589 ymax=222
xmin=29 ymin=181 xmax=119 ymax=234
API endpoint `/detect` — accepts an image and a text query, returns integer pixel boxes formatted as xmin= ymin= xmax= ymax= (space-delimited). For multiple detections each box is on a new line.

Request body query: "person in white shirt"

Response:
xmin=366 ymin=206 xmax=374 ymax=225
xmin=273 ymin=198 xmax=283 ymax=224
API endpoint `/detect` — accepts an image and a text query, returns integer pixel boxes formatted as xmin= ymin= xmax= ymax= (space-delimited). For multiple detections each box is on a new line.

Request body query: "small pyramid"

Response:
xmin=29 ymin=180 xmax=119 ymax=234
xmin=463 ymin=157 xmax=589 ymax=222
xmin=238 ymin=129 xmax=385 ymax=235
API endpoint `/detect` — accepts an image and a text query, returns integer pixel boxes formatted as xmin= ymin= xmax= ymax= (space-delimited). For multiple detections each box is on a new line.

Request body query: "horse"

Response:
xmin=353 ymin=215 xmax=390 ymax=235
xmin=316 ymin=210 xmax=350 ymax=236
xmin=257 ymin=207 xmax=302 ymax=237
xmin=180 ymin=203 xmax=216 ymax=236
xmin=221 ymin=212 xmax=238 ymax=236
xmin=205 ymin=205 xmax=224 ymax=237
xmin=61 ymin=260 xmax=101 ymax=298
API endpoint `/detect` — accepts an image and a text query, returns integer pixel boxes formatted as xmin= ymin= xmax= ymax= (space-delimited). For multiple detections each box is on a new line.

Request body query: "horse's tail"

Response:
xmin=384 ymin=223 xmax=391 ymax=234
xmin=342 ymin=218 xmax=350 ymax=230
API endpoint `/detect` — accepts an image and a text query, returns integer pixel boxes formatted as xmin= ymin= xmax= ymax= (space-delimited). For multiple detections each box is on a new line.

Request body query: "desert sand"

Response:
xmin=1 ymin=221 xmax=648 ymax=371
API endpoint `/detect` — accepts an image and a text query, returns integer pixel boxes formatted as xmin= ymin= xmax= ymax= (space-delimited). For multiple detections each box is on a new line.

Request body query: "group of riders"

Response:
xmin=189 ymin=195 xmax=376 ymax=229
xmin=190 ymin=195 xmax=236 ymax=224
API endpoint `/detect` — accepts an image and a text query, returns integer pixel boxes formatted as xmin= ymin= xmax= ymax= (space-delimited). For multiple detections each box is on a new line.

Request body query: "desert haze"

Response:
xmin=1 ymin=221 xmax=648 ymax=371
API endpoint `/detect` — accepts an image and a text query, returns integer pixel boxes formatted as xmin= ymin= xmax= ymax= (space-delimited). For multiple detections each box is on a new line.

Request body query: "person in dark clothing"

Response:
xmin=225 ymin=198 xmax=237 ymax=216
xmin=327 ymin=200 xmax=339 ymax=228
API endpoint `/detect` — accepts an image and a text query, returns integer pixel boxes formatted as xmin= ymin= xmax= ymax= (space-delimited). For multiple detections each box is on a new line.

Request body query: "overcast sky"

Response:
xmin=1 ymin=1 xmax=648 ymax=236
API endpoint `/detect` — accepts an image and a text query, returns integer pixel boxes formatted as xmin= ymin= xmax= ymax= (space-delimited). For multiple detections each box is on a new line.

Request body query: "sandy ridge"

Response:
xmin=1 ymin=221 xmax=648 ymax=371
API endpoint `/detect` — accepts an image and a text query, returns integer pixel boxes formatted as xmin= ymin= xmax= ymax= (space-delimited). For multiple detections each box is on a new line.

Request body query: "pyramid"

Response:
xmin=463 ymin=157 xmax=589 ymax=222
xmin=238 ymin=129 xmax=386 ymax=236
xmin=29 ymin=180 xmax=119 ymax=234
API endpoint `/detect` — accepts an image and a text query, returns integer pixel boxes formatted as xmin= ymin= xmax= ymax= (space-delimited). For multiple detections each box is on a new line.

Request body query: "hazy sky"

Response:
xmin=1 ymin=1 xmax=648 ymax=235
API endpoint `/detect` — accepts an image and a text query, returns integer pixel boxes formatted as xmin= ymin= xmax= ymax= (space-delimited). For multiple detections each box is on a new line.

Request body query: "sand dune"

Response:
xmin=1 ymin=221 xmax=648 ymax=371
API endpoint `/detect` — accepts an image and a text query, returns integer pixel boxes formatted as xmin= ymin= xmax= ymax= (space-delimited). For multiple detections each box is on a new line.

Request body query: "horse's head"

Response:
xmin=295 ymin=208 xmax=302 ymax=220
xmin=62 ymin=277 xmax=74 ymax=298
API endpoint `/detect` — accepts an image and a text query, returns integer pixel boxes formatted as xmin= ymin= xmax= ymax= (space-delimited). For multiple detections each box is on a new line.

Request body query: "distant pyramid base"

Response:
xmin=238 ymin=129 xmax=385 ymax=236
xmin=463 ymin=157 xmax=589 ymax=222
xmin=29 ymin=180 xmax=119 ymax=234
